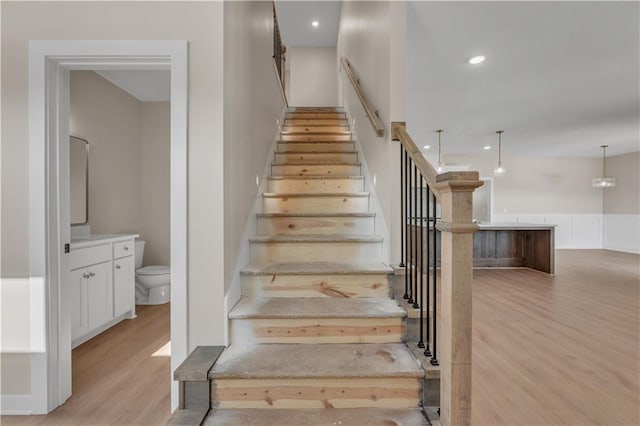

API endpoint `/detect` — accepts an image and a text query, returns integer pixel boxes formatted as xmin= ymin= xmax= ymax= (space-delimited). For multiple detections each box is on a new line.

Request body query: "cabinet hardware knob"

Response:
xmin=89 ymin=272 xmax=96 ymax=277
xmin=115 ymin=264 xmax=121 ymax=269
xmin=83 ymin=273 xmax=90 ymax=279
xmin=124 ymin=246 xmax=129 ymax=251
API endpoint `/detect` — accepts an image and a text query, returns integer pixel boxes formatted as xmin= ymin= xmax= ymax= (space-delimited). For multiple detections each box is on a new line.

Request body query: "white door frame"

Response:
xmin=28 ymin=40 xmax=188 ymax=413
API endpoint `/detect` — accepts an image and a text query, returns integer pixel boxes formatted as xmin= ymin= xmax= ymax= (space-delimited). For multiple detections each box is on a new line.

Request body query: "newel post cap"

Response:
xmin=391 ymin=122 xmax=406 ymax=141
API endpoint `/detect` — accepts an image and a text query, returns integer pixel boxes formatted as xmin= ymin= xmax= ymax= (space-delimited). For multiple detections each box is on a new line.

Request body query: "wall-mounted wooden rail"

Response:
xmin=341 ymin=57 xmax=384 ymax=137
xmin=392 ymin=121 xmax=482 ymax=426
xmin=273 ymin=58 xmax=288 ymax=107
xmin=273 ymin=1 xmax=287 ymax=107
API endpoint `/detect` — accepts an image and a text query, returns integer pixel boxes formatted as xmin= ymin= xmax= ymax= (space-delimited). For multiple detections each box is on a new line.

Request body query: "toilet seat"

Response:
xmin=137 ymin=265 xmax=170 ymax=276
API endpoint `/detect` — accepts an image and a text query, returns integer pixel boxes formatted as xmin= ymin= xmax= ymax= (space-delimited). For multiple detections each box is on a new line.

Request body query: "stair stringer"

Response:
xmin=223 ymin=106 xmax=291 ymax=345
xmin=342 ymin=104 xmax=392 ymax=265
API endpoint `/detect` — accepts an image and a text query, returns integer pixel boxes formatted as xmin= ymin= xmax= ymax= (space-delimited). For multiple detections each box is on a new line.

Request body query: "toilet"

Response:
xmin=135 ymin=240 xmax=171 ymax=305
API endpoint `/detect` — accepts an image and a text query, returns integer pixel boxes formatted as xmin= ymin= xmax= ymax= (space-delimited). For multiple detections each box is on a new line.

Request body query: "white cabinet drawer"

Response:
xmin=69 ymin=244 xmax=111 ymax=270
xmin=113 ymin=240 xmax=134 ymax=259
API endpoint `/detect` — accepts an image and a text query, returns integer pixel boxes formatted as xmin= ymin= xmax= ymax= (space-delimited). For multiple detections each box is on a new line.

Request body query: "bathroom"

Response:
xmin=67 ymin=69 xmax=172 ymax=406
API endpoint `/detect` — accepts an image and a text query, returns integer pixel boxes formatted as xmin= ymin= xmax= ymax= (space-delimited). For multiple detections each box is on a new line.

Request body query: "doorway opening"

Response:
xmin=28 ymin=41 xmax=187 ymax=414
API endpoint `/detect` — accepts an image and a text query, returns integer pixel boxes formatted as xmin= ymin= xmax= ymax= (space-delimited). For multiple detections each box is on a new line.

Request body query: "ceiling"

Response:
xmin=96 ymin=70 xmax=170 ymax=102
xmin=406 ymin=1 xmax=639 ymax=158
xmin=275 ymin=1 xmax=342 ymax=47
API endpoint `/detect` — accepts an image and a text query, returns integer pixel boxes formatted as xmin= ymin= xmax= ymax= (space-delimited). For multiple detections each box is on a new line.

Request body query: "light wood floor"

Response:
xmin=3 ymin=250 xmax=638 ymax=425
xmin=472 ymin=249 xmax=639 ymax=425
xmin=3 ymin=304 xmax=171 ymax=426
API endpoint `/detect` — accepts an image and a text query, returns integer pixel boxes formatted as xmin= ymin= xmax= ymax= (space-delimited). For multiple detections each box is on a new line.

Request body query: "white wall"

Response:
xmin=1 ymin=1 xmax=225 ymax=405
xmin=140 ymin=102 xmax=171 ymax=266
xmin=288 ymin=47 xmax=338 ymax=107
xmin=223 ymin=1 xmax=286 ymax=299
xmin=450 ymin=155 xmax=604 ymax=249
xmin=448 ymin=155 xmax=603 ymax=215
xmin=337 ymin=1 xmax=406 ymax=266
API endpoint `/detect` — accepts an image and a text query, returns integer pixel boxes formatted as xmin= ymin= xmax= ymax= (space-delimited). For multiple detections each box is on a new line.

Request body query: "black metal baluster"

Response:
xmin=431 ymin=193 xmax=439 ymax=366
xmin=417 ymin=173 xmax=425 ymax=348
xmin=412 ymin=163 xmax=419 ymax=309
xmin=405 ymin=153 xmax=411 ymax=301
xmin=399 ymin=145 xmax=405 ymax=269
xmin=424 ymin=185 xmax=432 ymax=357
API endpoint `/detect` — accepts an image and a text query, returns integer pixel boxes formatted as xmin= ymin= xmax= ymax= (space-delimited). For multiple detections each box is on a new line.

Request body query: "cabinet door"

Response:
xmin=70 ymin=268 xmax=88 ymax=341
xmin=87 ymin=262 xmax=113 ymax=331
xmin=114 ymin=256 xmax=135 ymax=317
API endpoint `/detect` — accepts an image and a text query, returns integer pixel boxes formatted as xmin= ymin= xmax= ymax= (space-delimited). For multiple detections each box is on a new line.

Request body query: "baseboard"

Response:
xmin=0 ymin=394 xmax=32 ymax=415
xmin=342 ymin=103 xmax=392 ymax=265
xmin=223 ymin=106 xmax=289 ymax=346
xmin=603 ymin=245 xmax=640 ymax=255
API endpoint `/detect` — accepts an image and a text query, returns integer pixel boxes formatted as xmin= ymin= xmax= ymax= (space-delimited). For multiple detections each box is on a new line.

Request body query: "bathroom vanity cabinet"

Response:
xmin=69 ymin=234 xmax=138 ymax=348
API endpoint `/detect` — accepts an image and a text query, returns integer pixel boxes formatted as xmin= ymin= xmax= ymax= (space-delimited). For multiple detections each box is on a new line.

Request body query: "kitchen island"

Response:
xmin=474 ymin=223 xmax=556 ymax=274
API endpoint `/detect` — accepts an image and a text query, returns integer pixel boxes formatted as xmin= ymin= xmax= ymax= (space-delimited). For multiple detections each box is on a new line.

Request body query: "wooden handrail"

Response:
xmin=272 ymin=1 xmax=287 ymax=106
xmin=391 ymin=122 xmax=481 ymax=200
xmin=273 ymin=57 xmax=288 ymax=107
xmin=341 ymin=57 xmax=384 ymax=137
xmin=393 ymin=120 xmax=482 ymax=426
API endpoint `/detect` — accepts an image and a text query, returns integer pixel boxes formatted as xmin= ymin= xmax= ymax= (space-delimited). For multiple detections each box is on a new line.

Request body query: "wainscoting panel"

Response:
xmin=604 ymin=214 xmax=640 ymax=254
xmin=493 ymin=214 xmax=603 ymax=249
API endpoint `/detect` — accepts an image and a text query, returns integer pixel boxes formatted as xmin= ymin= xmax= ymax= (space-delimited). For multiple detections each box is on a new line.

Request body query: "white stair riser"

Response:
xmin=241 ymin=274 xmax=390 ymax=298
xmin=280 ymin=134 xmax=352 ymax=142
xmin=250 ymin=241 xmax=382 ymax=263
xmin=277 ymin=142 xmax=355 ymax=153
xmin=263 ymin=195 xmax=368 ymax=214
xmin=272 ymin=164 xmax=361 ymax=177
xmin=266 ymin=178 xmax=364 ymax=193
xmin=230 ymin=317 xmax=404 ymax=344
xmin=275 ymin=152 xmax=358 ymax=163
xmin=257 ymin=216 xmax=374 ymax=235
xmin=211 ymin=377 xmax=421 ymax=409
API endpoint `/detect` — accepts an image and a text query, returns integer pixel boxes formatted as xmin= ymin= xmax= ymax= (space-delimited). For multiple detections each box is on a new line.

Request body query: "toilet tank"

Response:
xmin=134 ymin=240 xmax=146 ymax=269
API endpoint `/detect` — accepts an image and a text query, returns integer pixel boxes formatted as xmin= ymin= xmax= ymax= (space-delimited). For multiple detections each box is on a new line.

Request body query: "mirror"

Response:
xmin=70 ymin=136 xmax=89 ymax=225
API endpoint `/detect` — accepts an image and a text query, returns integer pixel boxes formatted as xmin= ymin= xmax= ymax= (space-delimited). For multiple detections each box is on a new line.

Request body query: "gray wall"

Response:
xmin=603 ymin=151 xmax=640 ymax=215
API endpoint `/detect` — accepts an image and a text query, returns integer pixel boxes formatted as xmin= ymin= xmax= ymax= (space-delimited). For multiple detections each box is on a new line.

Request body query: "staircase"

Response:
xmin=204 ymin=107 xmax=428 ymax=425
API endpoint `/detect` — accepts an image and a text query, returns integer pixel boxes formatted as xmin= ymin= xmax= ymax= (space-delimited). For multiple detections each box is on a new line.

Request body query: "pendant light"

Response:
xmin=435 ymin=129 xmax=445 ymax=173
xmin=592 ymin=145 xmax=616 ymax=188
xmin=493 ymin=130 xmax=506 ymax=176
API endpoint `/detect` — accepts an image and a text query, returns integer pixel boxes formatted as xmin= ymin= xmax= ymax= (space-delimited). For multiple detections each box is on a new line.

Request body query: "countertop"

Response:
xmin=477 ymin=222 xmax=556 ymax=231
xmin=70 ymin=234 xmax=139 ymax=249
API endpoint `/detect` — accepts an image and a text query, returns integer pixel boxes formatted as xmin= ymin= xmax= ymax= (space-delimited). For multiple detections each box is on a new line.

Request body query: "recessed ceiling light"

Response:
xmin=312 ymin=20 xmax=319 ymax=28
xmin=423 ymin=145 xmax=431 ymax=150
xmin=483 ymin=146 xmax=492 ymax=150
xmin=467 ymin=55 xmax=486 ymax=65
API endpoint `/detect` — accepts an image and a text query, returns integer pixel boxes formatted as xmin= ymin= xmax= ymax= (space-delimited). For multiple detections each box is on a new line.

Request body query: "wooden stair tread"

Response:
xmin=262 ymin=192 xmax=368 ymax=198
xmin=240 ymin=261 xmax=393 ymax=275
xmin=281 ymin=131 xmax=352 ymax=136
xmin=203 ymin=408 xmax=428 ymax=425
xmin=275 ymin=150 xmax=357 ymax=154
xmin=229 ymin=297 xmax=405 ymax=319
xmin=272 ymin=160 xmax=360 ymax=166
xmin=210 ymin=343 xmax=422 ymax=379
xmin=249 ymin=234 xmax=382 ymax=243
xmin=277 ymin=140 xmax=354 ymax=143
xmin=267 ymin=175 xmax=363 ymax=180
xmin=256 ymin=212 xmax=374 ymax=217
